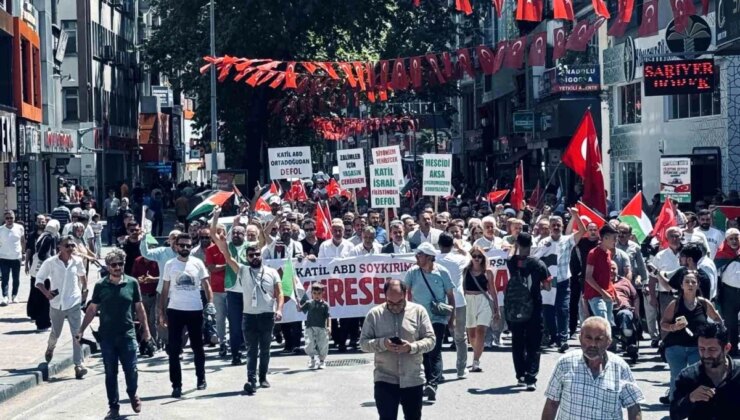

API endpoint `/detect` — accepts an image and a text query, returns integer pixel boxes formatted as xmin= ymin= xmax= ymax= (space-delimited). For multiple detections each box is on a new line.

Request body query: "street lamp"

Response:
xmin=209 ymin=0 xmax=218 ymax=183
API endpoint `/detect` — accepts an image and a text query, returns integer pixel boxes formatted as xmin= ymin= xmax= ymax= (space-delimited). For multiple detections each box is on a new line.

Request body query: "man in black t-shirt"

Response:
xmin=506 ymin=233 xmax=551 ymax=391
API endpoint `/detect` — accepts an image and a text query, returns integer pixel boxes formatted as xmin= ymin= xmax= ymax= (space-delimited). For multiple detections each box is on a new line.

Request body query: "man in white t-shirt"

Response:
xmin=648 ymin=226 xmax=682 ymax=341
xmin=697 ymin=209 xmax=725 ymax=259
xmin=318 ymin=219 xmax=353 ymax=258
xmin=437 ymin=232 xmax=470 ymax=378
xmin=0 ymin=210 xmax=26 ymax=304
xmin=474 ymin=216 xmax=504 ymax=250
xmin=159 ymin=233 xmax=214 ymax=398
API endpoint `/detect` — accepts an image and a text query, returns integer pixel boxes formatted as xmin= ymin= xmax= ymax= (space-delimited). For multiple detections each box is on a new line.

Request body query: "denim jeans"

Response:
xmin=665 ymin=345 xmax=700 ymax=400
xmin=106 ymin=221 xmax=117 ymax=246
xmin=0 ymin=258 xmax=21 ymax=298
xmin=141 ymin=293 xmax=158 ymax=344
xmin=374 ymin=382 xmax=423 ymax=420
xmin=100 ymin=336 xmax=138 ymax=410
xmin=213 ymin=292 xmax=228 ymax=345
xmin=542 ymin=304 xmax=557 ymax=343
xmin=227 ymin=292 xmax=244 ymax=356
xmin=452 ymin=306 xmax=467 ymax=375
xmin=588 ymin=297 xmax=615 ymax=326
xmin=242 ymin=312 xmax=275 ymax=382
xmin=422 ymin=323 xmax=447 ymax=389
xmin=554 ymin=281 xmax=571 ymax=344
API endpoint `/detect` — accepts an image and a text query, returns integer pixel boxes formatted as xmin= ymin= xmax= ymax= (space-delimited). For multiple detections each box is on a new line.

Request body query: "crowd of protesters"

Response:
xmin=5 ymin=175 xmax=740 ymax=420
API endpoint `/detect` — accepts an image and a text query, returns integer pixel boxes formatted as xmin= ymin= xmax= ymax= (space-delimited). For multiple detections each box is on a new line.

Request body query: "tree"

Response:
xmin=145 ymin=0 xmax=479 ymax=187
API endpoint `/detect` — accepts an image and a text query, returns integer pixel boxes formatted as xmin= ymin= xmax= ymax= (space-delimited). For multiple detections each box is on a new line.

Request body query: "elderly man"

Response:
xmin=382 ymin=220 xmax=412 ymax=254
xmin=403 ymin=242 xmax=455 ymax=401
xmin=318 ymin=219 xmax=353 ymax=258
xmin=541 ymin=316 xmax=644 ymax=420
xmin=360 ymin=279 xmax=435 ymax=420
xmin=408 ymin=210 xmax=442 ymax=250
xmin=350 ymin=226 xmax=382 ymax=256
xmin=0 ymin=210 xmax=26 ymax=304
xmin=473 ymin=216 xmax=504 ymax=250
xmin=649 ymin=226 xmax=683 ymax=340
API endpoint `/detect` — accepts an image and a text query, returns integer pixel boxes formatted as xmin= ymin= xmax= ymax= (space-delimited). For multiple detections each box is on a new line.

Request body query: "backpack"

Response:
xmin=504 ymin=259 xmax=534 ymax=324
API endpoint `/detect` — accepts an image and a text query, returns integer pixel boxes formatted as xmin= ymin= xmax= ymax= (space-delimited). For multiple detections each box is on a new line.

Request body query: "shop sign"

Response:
xmin=665 ymin=16 xmax=712 ymax=58
xmin=718 ymin=0 xmax=740 ymax=48
xmin=16 ymin=161 xmax=31 ymax=239
xmin=42 ymin=130 xmax=77 ymax=153
xmin=660 ymin=157 xmax=691 ymax=203
xmin=0 ymin=111 xmax=15 ymax=163
xmin=513 ymin=112 xmax=535 ymax=133
xmin=553 ymin=64 xmax=600 ymax=92
xmin=603 ymin=36 xmax=669 ymax=85
xmin=643 ymin=59 xmax=716 ymax=96
xmin=18 ymin=123 xmax=40 ymax=156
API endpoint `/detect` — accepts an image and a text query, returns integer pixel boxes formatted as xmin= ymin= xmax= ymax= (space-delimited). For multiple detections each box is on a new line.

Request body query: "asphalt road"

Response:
xmin=2 ymin=333 xmax=673 ymax=420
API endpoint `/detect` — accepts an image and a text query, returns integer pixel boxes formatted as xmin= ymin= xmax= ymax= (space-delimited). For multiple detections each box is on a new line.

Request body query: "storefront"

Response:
xmin=39 ymin=128 xmax=80 ymax=210
xmin=0 ymin=109 xmax=15 ymax=211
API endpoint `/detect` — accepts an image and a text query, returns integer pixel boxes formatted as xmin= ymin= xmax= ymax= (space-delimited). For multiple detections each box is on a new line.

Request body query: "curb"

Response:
xmin=0 ymin=343 xmax=92 ymax=404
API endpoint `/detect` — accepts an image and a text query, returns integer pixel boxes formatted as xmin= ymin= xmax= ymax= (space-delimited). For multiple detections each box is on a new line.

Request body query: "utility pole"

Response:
xmin=209 ymin=0 xmax=218 ymax=183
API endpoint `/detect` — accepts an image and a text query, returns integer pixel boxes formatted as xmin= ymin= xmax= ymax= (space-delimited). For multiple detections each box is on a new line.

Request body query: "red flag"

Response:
xmin=289 ymin=180 xmax=308 ymax=201
xmin=492 ymin=0 xmax=504 ymax=17
xmin=528 ymin=32 xmax=547 ymax=67
xmin=592 ymin=0 xmax=610 ymax=18
xmin=493 ymin=41 xmax=508 ymax=74
xmin=455 ymin=0 xmax=473 ymax=14
xmin=456 ymin=48 xmax=476 ymax=78
xmin=379 ymin=60 xmax=390 ymax=90
xmin=670 ymin=0 xmax=695 ymax=33
xmin=608 ymin=21 xmax=629 ymax=37
xmin=505 ymin=37 xmax=527 ymax=69
xmin=566 ymin=20 xmax=591 ymax=52
xmin=638 ymin=0 xmax=659 ymax=37
xmin=651 ymin=198 xmax=678 ymax=248
xmin=326 ymin=178 xmax=342 ymax=199
xmin=391 ymin=58 xmax=408 ymax=91
xmin=477 ymin=46 xmax=496 ymax=74
xmin=487 ymin=189 xmax=510 ymax=204
xmin=353 ymin=62 xmax=367 ymax=91
xmin=314 ymin=203 xmax=331 ymax=241
xmin=441 ymin=52 xmax=455 ymax=79
xmin=553 ymin=27 xmax=567 ymax=60
xmin=701 ymin=0 xmax=709 ymax=15
xmin=527 ymin=180 xmax=543 ymax=208
xmin=582 ymin=115 xmax=607 ymax=215
xmin=563 ymin=109 xmax=595 ymax=178
xmin=553 ymin=0 xmax=575 ymax=20
xmin=619 ymin=0 xmax=634 ymax=23
xmin=516 ymin=0 xmax=543 ymax=21
xmin=409 ymin=57 xmax=423 ymax=89
xmin=425 ymin=53 xmax=446 ymax=84
xmin=575 ymin=201 xmax=606 ymax=231
xmin=284 ymin=62 xmax=298 ymax=89
xmin=511 ymin=161 xmax=525 ymax=211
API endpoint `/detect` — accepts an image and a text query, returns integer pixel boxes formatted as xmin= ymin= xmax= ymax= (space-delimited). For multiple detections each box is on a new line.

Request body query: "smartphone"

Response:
xmin=390 ymin=336 xmax=403 ymax=345
xmin=675 ymin=316 xmax=687 ymax=324
xmin=50 ymin=289 xmax=59 ymax=298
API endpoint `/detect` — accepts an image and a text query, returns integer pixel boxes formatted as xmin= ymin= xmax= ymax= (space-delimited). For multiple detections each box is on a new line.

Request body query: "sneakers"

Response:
xmin=317 ymin=360 xmax=325 ymax=369
xmin=471 ymin=360 xmax=482 ymax=373
xmin=308 ymin=357 xmax=317 ymax=369
xmin=104 ymin=408 xmax=120 ymax=420
xmin=45 ymin=346 xmax=54 ymax=363
xmin=0 ymin=296 xmax=7 ymax=306
xmin=659 ymin=395 xmax=670 ymax=405
xmin=526 ymin=383 xmax=537 ymax=392
xmin=244 ymin=381 xmax=256 ymax=395
xmin=172 ymin=387 xmax=182 ymax=398
xmin=74 ymin=365 xmax=88 ymax=379
xmin=219 ymin=344 xmax=229 ymax=358
xmin=424 ymin=384 xmax=437 ymax=401
xmin=11 ymin=295 xmax=18 ymax=304
xmin=517 ymin=377 xmax=527 ymax=386
xmin=457 ymin=368 xmax=468 ymax=378
xmin=231 ymin=354 xmax=244 ymax=366
xmin=259 ymin=378 xmax=271 ymax=388
xmin=558 ymin=343 xmax=570 ymax=353
xmin=197 ymin=380 xmax=207 ymax=390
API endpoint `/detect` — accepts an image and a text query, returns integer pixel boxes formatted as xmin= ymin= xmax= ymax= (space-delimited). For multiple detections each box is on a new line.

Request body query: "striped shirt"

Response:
xmin=51 ymin=206 xmax=71 ymax=230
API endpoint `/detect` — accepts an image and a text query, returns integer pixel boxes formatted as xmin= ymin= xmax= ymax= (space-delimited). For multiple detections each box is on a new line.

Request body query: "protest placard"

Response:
xmin=369 ymin=164 xmax=400 ymax=208
xmin=371 ymin=145 xmax=404 ymax=186
xmin=337 ymin=148 xmax=366 ymax=188
xmin=268 ymin=146 xmax=313 ymax=180
xmin=422 ymin=153 xmax=452 ymax=196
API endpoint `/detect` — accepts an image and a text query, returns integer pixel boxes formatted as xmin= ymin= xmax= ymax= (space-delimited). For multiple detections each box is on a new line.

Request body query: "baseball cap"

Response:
xmin=268 ymin=196 xmax=281 ymax=205
xmin=415 ymin=242 xmax=437 ymax=257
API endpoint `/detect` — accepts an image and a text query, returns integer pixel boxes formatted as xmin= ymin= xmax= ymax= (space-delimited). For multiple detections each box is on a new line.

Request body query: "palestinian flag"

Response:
xmin=255 ymin=181 xmax=281 ymax=214
xmin=187 ymin=190 xmax=234 ymax=220
xmin=618 ymin=191 xmax=653 ymax=243
xmin=712 ymin=206 xmax=740 ymax=230
xmin=280 ymin=257 xmax=305 ymax=301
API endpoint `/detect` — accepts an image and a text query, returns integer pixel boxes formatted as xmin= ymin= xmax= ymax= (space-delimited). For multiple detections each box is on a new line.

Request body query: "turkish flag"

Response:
xmin=477 ymin=45 xmax=496 ymax=74
xmin=455 ymin=0 xmax=473 ymax=15
xmin=566 ymin=20 xmax=591 ymax=52
xmin=516 ymin=0 xmax=543 ymax=22
xmin=592 ymin=0 xmax=610 ymax=18
xmin=487 ymin=189 xmax=510 ymax=204
xmin=553 ymin=0 xmax=575 ymax=20
xmin=493 ymin=41 xmax=508 ymax=74
xmin=425 ymin=53 xmax=446 ymax=84
xmin=391 ymin=58 xmax=408 ymax=91
xmin=651 ymin=198 xmax=678 ymax=249
xmin=528 ymin=180 xmax=544 ymax=208
xmin=379 ymin=60 xmax=390 ymax=90
xmin=409 ymin=57 xmax=423 ymax=89
xmin=553 ymin=27 xmax=567 ymax=60
xmin=528 ymin=32 xmax=547 ymax=67
xmin=511 ymin=161 xmax=525 ymax=211
xmin=608 ymin=21 xmax=629 ymax=37
xmin=638 ymin=0 xmax=659 ymax=37
xmin=563 ymin=109 xmax=595 ymax=178
xmin=670 ymin=0 xmax=695 ymax=33
xmin=287 ymin=180 xmax=308 ymax=201
xmin=441 ymin=52 xmax=455 ymax=79
xmin=492 ymin=0 xmax=504 ymax=17
xmin=326 ymin=178 xmax=342 ymax=199
xmin=284 ymin=62 xmax=298 ymax=88
xmin=505 ymin=36 xmax=527 ymax=69
xmin=366 ymin=61 xmax=376 ymax=89
xmin=456 ymin=48 xmax=476 ymax=78
xmin=314 ymin=203 xmax=331 ymax=241
xmin=353 ymin=62 xmax=367 ymax=91
xmin=582 ymin=116 xmax=607 ymax=216
xmin=575 ymin=201 xmax=606 ymax=230
xmin=338 ymin=63 xmax=358 ymax=88
xmin=619 ymin=0 xmax=635 ymax=22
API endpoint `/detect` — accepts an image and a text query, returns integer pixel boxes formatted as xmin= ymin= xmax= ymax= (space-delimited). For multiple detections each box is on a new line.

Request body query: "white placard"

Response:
xmin=371 ymin=145 xmax=404 ymax=187
xmin=268 ymin=146 xmax=313 ymax=180
xmin=369 ymin=164 xmax=400 ymax=208
xmin=422 ymin=153 xmax=453 ymax=196
xmin=337 ymin=148 xmax=366 ymax=189
xmin=660 ymin=157 xmax=691 ymax=203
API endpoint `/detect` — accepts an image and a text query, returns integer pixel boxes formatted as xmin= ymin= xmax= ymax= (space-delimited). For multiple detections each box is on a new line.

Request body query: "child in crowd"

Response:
xmin=297 ymin=283 xmax=331 ymax=369
xmin=90 ymin=213 xmax=104 ymax=258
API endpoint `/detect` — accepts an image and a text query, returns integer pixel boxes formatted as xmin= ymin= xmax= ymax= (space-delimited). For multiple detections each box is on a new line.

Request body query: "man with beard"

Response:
xmin=211 ymin=213 xmax=250 ymax=366
xmin=382 ymin=220 xmax=412 ymax=254
xmin=300 ymin=218 xmax=320 ymax=257
xmin=159 ymin=233 xmax=214 ymax=398
xmin=408 ymin=210 xmax=443 ymax=250
xmin=570 ymin=221 xmax=601 ymax=335
xmin=697 ymin=209 xmax=725 ymax=259
xmin=541 ymin=317 xmax=644 ymax=420
xmin=671 ymin=323 xmax=740 ymax=419
xmin=367 ymin=209 xmax=388 ymax=245
xmin=213 ymin=229 xmax=283 ymax=395
xmin=318 ymin=219 xmax=353 ymax=258
xmin=350 ymin=227 xmax=382 ymax=256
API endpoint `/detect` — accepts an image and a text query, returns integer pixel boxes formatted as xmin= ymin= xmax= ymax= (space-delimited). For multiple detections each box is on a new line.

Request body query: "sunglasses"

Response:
xmin=304 ymin=227 xmax=316 ymax=232
xmin=178 ymin=243 xmax=192 ymax=249
xmin=64 ymin=244 xmax=76 ymax=249
xmin=5 ymin=217 xmax=13 ymax=220
xmin=108 ymin=262 xmax=124 ymax=268
xmin=247 ymin=252 xmax=261 ymax=258
xmin=472 ymin=254 xmax=485 ymax=259
xmin=199 ymin=236 xmax=211 ymax=240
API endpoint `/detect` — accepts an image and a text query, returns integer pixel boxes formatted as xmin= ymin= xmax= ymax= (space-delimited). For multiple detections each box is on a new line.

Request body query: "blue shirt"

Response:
xmin=403 ymin=264 xmax=454 ymax=324
xmin=375 ymin=226 xmax=388 ymax=245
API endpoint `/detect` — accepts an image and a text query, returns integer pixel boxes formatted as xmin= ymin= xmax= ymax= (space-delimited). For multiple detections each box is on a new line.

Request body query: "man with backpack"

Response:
xmin=505 ymin=232 xmax=551 ymax=391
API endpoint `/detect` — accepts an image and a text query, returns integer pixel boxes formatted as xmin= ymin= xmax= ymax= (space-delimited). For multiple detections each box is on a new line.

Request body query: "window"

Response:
xmin=618 ymin=83 xmax=642 ymax=125
xmin=63 ymin=88 xmax=78 ymax=121
xmin=618 ymin=161 xmax=643 ymax=206
xmin=62 ymin=21 xmax=77 ymax=55
xmin=669 ymin=90 xmax=720 ymax=119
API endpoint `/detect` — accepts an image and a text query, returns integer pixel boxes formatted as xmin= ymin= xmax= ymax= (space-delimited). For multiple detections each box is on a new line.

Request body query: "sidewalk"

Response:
xmin=0 ymin=259 xmax=99 ymax=403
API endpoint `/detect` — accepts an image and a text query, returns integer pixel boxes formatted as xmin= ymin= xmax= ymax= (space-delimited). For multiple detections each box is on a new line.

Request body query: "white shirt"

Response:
xmin=163 ymin=257 xmax=209 ymax=311
xmin=349 ymin=242 xmax=382 ymax=256
xmin=62 ymin=224 xmax=95 ymax=242
xmin=391 ymin=241 xmax=412 ymax=254
xmin=261 ymin=240 xmax=303 ymax=260
xmin=437 ymin=252 xmax=469 ymax=307
xmin=318 ymin=239 xmax=353 ymax=258
xmin=653 ymin=248 xmax=681 ymax=292
xmin=35 ymin=255 xmax=86 ymax=311
xmin=698 ymin=256 xmax=718 ymax=299
xmin=473 ymin=235 xmax=503 ymax=250
xmin=238 ymin=264 xmax=281 ymax=314
xmin=699 ymin=227 xmax=725 ymax=259
xmin=722 ymin=260 xmax=740 ymax=288
xmin=682 ymin=230 xmax=710 ymax=255
xmin=0 ymin=223 xmax=24 ymax=260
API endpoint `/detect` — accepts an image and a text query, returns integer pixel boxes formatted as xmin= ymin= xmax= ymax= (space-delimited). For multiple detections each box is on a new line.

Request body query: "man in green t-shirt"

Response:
xmin=77 ymin=248 xmax=151 ymax=420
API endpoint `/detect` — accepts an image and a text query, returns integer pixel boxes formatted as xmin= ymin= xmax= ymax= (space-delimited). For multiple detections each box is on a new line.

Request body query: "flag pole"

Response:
xmin=384 ymin=208 xmax=390 ymax=233
xmin=353 ymin=189 xmax=359 ymax=214
xmin=434 ymin=196 xmax=438 ymax=214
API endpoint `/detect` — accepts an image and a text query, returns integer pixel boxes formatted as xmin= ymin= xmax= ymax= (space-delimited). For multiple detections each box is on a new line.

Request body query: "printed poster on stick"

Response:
xmin=371 ymin=145 xmax=405 ymax=187
xmin=422 ymin=154 xmax=452 ymax=196
xmin=369 ymin=164 xmax=400 ymax=208
xmin=660 ymin=158 xmax=691 ymax=203
xmin=268 ymin=146 xmax=313 ymax=180
xmin=337 ymin=148 xmax=367 ymax=189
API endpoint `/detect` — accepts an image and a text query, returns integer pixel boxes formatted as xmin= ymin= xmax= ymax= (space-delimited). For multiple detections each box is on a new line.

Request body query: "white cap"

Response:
xmin=415 ymin=242 xmax=437 ymax=257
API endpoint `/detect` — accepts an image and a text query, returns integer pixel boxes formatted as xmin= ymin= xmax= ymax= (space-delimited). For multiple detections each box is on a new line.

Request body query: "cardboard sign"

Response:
xmin=660 ymin=157 xmax=691 ymax=203
xmin=337 ymin=148 xmax=366 ymax=189
xmin=371 ymin=145 xmax=404 ymax=187
xmin=422 ymin=153 xmax=452 ymax=196
xmin=369 ymin=164 xmax=400 ymax=208
xmin=268 ymin=146 xmax=312 ymax=180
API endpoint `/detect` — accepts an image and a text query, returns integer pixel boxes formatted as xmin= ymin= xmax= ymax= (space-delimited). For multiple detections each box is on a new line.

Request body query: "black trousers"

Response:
xmin=374 ymin=382 xmax=423 ymax=420
xmin=422 ymin=323 xmax=446 ymax=389
xmin=243 ymin=313 xmax=275 ymax=382
xmin=27 ymin=277 xmax=51 ymax=329
xmin=569 ymin=277 xmax=582 ymax=334
xmin=166 ymin=309 xmax=205 ymax=388
xmin=510 ymin=316 xmax=542 ymax=384
xmin=720 ymin=284 xmax=740 ymax=354
xmin=280 ymin=321 xmax=303 ymax=350
xmin=337 ymin=317 xmax=362 ymax=348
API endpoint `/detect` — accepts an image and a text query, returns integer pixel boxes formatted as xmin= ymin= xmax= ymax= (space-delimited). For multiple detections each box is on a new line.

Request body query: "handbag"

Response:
xmin=420 ymin=269 xmax=453 ymax=317
xmin=467 ymin=269 xmax=499 ymax=326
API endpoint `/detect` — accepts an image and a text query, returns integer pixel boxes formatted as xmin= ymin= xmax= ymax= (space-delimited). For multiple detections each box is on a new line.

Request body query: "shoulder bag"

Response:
xmin=420 ymin=269 xmax=453 ymax=317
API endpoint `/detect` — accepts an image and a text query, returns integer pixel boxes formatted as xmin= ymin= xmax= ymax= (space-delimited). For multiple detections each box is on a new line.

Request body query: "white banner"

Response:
xmin=422 ymin=153 xmax=453 ymax=196
xmin=369 ymin=164 xmax=401 ymax=208
xmin=268 ymin=146 xmax=313 ymax=180
xmin=660 ymin=157 xmax=691 ymax=203
xmin=337 ymin=148 xmax=366 ymax=189
xmin=266 ymin=250 xmax=511 ymax=323
xmin=371 ymin=145 xmax=404 ymax=187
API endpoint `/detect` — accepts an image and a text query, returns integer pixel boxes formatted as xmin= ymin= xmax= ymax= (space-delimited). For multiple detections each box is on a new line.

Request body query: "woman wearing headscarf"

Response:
xmin=26 ymin=220 xmax=60 ymax=331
